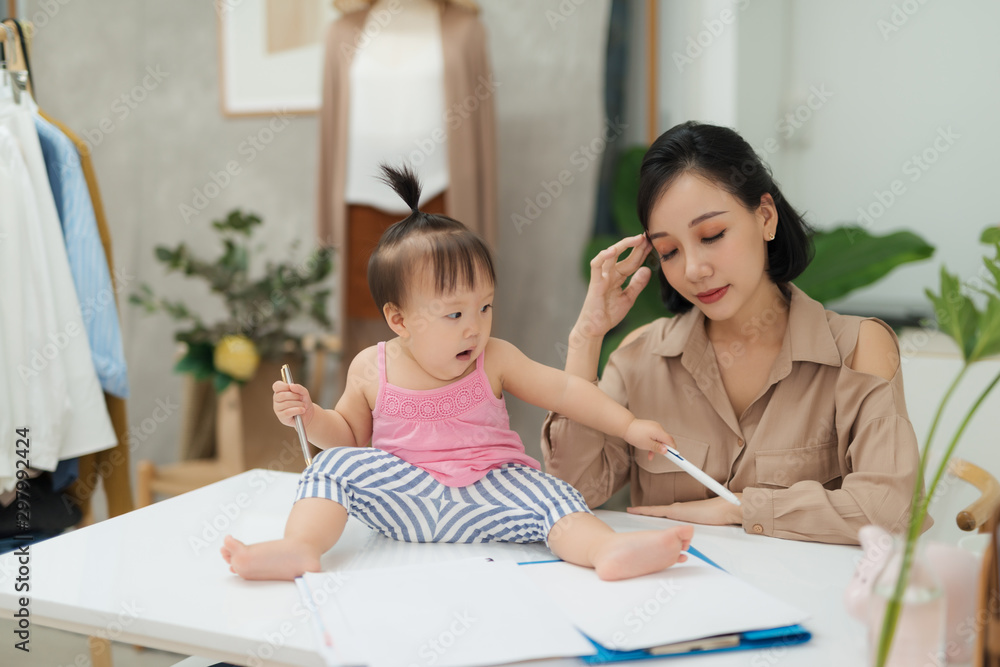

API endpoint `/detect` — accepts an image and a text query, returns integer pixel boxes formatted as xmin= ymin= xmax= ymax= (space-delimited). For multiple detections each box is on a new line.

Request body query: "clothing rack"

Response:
xmin=2 ymin=15 xmax=133 ymax=667
xmin=2 ymin=14 xmax=134 ymax=519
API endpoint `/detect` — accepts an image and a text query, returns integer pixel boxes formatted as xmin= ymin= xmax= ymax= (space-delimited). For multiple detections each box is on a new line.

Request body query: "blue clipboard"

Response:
xmin=577 ymin=545 xmax=812 ymax=664
xmin=580 ymin=624 xmax=812 ymax=663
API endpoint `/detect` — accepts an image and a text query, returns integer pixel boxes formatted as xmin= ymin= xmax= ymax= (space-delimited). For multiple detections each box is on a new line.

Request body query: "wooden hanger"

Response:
xmin=0 ymin=19 xmax=30 ymax=103
xmin=0 ymin=20 xmax=25 ymax=70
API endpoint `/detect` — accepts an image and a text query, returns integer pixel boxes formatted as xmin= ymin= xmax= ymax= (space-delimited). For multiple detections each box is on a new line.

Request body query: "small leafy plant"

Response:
xmin=130 ymin=209 xmax=334 ymax=392
xmin=875 ymin=226 xmax=1000 ymax=665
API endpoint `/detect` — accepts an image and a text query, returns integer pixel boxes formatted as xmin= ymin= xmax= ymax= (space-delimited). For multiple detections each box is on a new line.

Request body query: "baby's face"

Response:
xmin=399 ymin=271 xmax=495 ymax=382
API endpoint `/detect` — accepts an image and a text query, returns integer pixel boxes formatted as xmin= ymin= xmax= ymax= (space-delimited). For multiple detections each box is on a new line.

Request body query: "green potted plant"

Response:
xmin=130 ymin=209 xmax=334 ymax=392
xmin=130 ymin=209 xmax=335 ymax=467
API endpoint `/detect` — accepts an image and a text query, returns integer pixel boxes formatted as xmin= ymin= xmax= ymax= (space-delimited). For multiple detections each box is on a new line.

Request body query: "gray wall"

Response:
xmin=22 ymin=0 xmax=611 ymax=498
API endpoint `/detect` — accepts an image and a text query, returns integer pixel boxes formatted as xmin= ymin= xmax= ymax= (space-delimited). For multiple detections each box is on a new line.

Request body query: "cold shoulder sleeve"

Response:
xmin=740 ymin=322 xmax=928 ymax=544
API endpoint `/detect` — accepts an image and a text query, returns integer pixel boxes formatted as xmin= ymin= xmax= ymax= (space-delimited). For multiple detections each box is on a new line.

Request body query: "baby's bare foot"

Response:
xmin=222 ymin=534 xmax=321 ymax=581
xmin=592 ymin=525 xmax=694 ymax=581
xmin=220 ymin=537 xmax=237 ymax=573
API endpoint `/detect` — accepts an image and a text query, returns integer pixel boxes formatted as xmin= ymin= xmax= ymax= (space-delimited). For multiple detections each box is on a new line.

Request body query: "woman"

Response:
xmin=542 ymin=121 xmax=924 ymax=545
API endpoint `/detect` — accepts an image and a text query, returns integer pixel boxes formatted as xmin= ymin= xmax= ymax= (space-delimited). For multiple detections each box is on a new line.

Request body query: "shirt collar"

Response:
xmin=649 ymin=283 xmax=842 ymax=368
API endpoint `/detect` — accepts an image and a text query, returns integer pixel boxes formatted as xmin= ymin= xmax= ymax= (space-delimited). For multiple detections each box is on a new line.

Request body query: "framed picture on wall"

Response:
xmin=218 ymin=0 xmax=341 ymax=117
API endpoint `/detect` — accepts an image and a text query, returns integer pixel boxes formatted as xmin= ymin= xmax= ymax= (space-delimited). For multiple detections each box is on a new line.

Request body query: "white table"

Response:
xmin=0 ymin=470 xmax=867 ymax=666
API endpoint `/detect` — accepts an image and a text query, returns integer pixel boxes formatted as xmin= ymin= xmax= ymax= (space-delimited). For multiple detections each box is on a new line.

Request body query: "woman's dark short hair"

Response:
xmin=637 ymin=121 xmax=814 ymax=314
xmin=368 ymin=164 xmax=495 ymax=316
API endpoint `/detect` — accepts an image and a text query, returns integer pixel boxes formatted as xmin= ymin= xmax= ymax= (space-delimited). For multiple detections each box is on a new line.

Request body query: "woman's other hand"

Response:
xmin=573 ymin=234 xmax=653 ymax=342
xmin=627 ymin=496 xmax=743 ymax=526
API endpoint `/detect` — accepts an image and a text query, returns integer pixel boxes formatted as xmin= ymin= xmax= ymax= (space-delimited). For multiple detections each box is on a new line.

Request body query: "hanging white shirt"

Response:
xmin=0 ymin=83 xmax=115 ymax=493
xmin=343 ymin=0 xmax=449 ymax=213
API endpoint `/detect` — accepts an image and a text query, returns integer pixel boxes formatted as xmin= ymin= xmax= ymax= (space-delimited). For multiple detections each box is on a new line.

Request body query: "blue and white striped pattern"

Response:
xmin=34 ymin=116 xmax=129 ymax=398
xmin=296 ymin=447 xmax=592 ymax=545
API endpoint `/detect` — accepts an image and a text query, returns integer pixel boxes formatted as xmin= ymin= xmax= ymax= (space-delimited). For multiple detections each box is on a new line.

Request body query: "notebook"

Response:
xmin=297 ymin=557 xmax=595 ymax=667
xmin=519 ymin=549 xmax=810 ymax=655
xmin=296 ymin=547 xmax=811 ymax=666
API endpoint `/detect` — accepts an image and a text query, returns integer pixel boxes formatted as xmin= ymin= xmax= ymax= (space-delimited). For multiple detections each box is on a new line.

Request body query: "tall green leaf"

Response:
xmin=980 ymin=229 xmax=1000 ymax=295
xmin=926 ymin=267 xmax=979 ymax=362
xmin=794 ymin=226 xmax=934 ymax=304
xmin=971 ymin=297 xmax=1000 ymax=361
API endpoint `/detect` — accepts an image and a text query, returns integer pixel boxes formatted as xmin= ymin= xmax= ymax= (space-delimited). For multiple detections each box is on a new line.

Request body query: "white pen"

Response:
xmin=281 ymin=364 xmax=313 ymax=467
xmin=664 ymin=446 xmax=741 ymax=506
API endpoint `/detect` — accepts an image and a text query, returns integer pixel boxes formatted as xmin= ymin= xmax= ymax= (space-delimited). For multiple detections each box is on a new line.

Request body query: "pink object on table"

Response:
xmin=845 ymin=525 xmax=981 ymax=665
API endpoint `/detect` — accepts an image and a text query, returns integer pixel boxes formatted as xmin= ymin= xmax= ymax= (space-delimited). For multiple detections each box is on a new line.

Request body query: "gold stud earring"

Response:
xmin=769 ymin=232 xmax=775 ymax=241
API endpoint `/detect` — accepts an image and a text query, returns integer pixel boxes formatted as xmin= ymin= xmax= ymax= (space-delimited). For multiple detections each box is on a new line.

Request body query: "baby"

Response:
xmin=222 ymin=164 xmax=693 ymax=581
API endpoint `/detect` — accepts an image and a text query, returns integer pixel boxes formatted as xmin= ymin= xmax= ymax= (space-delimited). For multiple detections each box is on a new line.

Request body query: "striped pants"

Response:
xmin=294 ymin=447 xmax=592 ymax=545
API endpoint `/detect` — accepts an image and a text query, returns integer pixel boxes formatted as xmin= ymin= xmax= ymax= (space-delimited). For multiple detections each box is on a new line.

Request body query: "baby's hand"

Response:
xmin=272 ymin=381 xmax=314 ymax=428
xmin=624 ymin=419 xmax=675 ymax=462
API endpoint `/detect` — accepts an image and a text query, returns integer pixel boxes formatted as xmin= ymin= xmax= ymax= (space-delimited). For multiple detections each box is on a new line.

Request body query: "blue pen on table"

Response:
xmin=281 ymin=364 xmax=313 ymax=466
xmin=663 ymin=446 xmax=741 ymax=506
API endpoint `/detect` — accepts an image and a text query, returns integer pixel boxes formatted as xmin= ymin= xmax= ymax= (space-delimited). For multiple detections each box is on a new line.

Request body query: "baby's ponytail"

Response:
xmin=368 ymin=162 xmax=495 ymax=317
xmin=379 ymin=163 xmax=422 ymax=216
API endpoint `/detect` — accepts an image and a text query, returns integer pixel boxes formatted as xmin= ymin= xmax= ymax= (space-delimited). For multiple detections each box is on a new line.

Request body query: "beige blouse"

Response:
xmin=541 ymin=285 xmax=925 ymax=545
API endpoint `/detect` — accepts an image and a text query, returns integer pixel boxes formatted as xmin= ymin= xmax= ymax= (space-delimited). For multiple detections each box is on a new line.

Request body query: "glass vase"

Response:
xmin=866 ymin=538 xmax=947 ymax=667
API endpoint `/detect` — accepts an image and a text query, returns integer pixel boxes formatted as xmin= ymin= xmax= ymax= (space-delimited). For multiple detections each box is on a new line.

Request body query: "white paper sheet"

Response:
xmin=520 ymin=556 xmax=809 ymax=652
xmin=300 ymin=558 xmax=595 ymax=667
xmin=296 ymin=577 xmax=368 ymax=667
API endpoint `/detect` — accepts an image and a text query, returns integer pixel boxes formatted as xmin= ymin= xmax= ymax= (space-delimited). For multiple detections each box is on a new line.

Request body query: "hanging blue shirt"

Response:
xmin=34 ymin=115 xmax=129 ymax=399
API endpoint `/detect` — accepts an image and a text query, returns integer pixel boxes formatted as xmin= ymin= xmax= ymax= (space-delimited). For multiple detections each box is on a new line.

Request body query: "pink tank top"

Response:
xmin=372 ymin=342 xmax=541 ymax=487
